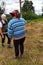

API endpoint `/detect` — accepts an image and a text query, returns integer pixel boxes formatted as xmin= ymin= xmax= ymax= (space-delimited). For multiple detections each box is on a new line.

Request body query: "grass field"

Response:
xmin=27 ymin=17 xmax=43 ymax=23
xmin=0 ymin=19 xmax=43 ymax=65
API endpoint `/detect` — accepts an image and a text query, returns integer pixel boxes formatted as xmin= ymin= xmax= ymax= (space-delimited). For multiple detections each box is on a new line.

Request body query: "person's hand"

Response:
xmin=2 ymin=34 xmax=4 ymax=38
xmin=11 ymin=37 xmax=14 ymax=40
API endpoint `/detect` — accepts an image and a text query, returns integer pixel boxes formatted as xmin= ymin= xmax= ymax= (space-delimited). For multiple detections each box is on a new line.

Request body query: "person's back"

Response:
xmin=8 ymin=10 xmax=27 ymax=58
xmin=8 ymin=18 xmax=26 ymax=40
xmin=2 ymin=20 xmax=8 ymax=33
xmin=1 ymin=14 xmax=8 ymax=33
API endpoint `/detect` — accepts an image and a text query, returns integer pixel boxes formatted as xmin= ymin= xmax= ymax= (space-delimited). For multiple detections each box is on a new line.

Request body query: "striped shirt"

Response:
xmin=8 ymin=18 xmax=26 ymax=40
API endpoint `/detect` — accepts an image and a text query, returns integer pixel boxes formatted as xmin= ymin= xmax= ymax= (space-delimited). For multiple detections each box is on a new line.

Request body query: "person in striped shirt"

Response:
xmin=8 ymin=10 xmax=27 ymax=59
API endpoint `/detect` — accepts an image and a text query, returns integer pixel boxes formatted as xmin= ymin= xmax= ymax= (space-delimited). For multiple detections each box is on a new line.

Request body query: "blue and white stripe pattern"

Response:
xmin=8 ymin=18 xmax=26 ymax=39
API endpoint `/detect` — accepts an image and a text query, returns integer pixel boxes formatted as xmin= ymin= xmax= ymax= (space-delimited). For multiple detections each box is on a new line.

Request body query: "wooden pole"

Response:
xmin=19 ymin=0 xmax=22 ymax=17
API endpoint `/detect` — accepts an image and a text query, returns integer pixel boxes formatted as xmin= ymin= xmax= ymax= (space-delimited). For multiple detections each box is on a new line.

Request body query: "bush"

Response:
xmin=6 ymin=14 xmax=12 ymax=21
xmin=22 ymin=11 xmax=39 ymax=20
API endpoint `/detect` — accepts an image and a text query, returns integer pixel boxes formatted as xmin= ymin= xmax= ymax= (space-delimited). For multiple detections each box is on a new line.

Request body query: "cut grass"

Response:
xmin=0 ymin=21 xmax=43 ymax=65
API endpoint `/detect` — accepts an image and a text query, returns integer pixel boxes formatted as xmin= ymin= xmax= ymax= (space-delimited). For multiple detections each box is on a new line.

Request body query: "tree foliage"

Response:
xmin=22 ymin=11 xmax=38 ymax=20
xmin=0 ymin=1 xmax=6 ymax=15
xmin=22 ymin=0 xmax=34 ymax=13
xmin=0 ymin=7 xmax=5 ymax=15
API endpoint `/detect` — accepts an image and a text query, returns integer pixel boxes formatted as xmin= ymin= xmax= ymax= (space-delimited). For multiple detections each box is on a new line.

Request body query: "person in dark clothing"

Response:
xmin=8 ymin=10 xmax=27 ymax=59
xmin=1 ymin=14 xmax=12 ymax=48
xmin=14 ymin=37 xmax=25 ymax=58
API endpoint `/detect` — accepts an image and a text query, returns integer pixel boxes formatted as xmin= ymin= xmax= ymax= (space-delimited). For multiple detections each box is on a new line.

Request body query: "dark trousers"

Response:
xmin=14 ymin=37 xmax=25 ymax=57
xmin=2 ymin=34 xmax=11 ymax=45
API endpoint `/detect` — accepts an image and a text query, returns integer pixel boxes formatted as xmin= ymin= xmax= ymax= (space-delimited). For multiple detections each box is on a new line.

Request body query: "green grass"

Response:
xmin=27 ymin=17 xmax=43 ymax=23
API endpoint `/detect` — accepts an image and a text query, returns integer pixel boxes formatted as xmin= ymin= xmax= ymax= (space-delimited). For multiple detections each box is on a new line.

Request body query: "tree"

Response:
xmin=22 ymin=0 xmax=34 ymax=13
xmin=1 ymin=1 xmax=6 ymax=14
xmin=19 ymin=0 xmax=22 ymax=17
xmin=0 ymin=7 xmax=3 ymax=15
xmin=0 ymin=1 xmax=6 ymax=14
xmin=0 ymin=1 xmax=6 ymax=18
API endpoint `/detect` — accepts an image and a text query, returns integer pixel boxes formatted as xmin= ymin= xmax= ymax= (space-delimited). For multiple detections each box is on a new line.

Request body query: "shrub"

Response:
xmin=6 ymin=14 xmax=12 ymax=21
xmin=22 ymin=11 xmax=39 ymax=20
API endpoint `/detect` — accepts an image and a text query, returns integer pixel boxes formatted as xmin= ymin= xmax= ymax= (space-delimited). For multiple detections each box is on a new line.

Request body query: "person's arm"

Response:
xmin=0 ymin=28 xmax=4 ymax=38
xmin=22 ymin=18 xmax=28 ymax=31
xmin=0 ymin=27 xmax=2 ymax=34
xmin=0 ymin=22 xmax=4 ymax=38
xmin=25 ymin=23 xmax=29 ymax=31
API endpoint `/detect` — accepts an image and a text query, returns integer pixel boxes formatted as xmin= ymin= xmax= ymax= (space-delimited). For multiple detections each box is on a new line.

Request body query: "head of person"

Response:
xmin=10 ymin=10 xmax=20 ymax=19
xmin=1 ymin=14 xmax=7 ymax=21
